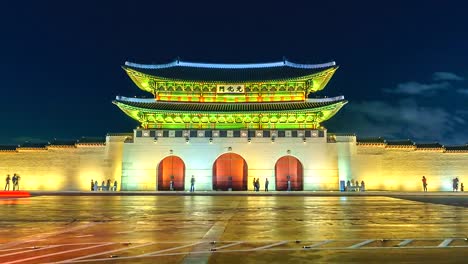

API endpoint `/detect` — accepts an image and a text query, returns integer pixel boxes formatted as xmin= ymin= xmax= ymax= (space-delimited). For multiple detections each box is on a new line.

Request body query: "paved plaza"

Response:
xmin=0 ymin=193 xmax=467 ymax=263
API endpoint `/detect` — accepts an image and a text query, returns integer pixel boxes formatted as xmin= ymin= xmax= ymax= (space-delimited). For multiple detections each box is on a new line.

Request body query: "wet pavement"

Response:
xmin=0 ymin=194 xmax=467 ymax=263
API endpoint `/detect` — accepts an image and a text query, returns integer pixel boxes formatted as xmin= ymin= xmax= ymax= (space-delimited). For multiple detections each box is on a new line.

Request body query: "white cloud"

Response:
xmin=384 ymin=81 xmax=450 ymax=95
xmin=456 ymin=88 xmax=468 ymax=95
xmin=433 ymin=72 xmax=464 ymax=81
xmin=327 ymin=99 xmax=467 ymax=144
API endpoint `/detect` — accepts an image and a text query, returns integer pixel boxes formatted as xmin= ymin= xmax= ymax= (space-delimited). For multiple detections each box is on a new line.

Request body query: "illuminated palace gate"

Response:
xmin=275 ymin=156 xmax=303 ymax=191
xmin=213 ymin=153 xmax=248 ymax=191
xmin=115 ymin=59 xmax=347 ymax=191
xmin=157 ymin=156 xmax=185 ymax=191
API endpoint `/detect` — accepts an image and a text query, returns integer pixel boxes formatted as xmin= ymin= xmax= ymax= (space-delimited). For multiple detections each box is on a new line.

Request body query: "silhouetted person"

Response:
xmin=94 ymin=180 xmax=98 ymax=191
xmin=255 ymin=178 xmax=260 ymax=192
xmin=360 ymin=180 xmax=365 ymax=192
xmin=101 ymin=180 xmax=105 ymax=191
xmin=453 ymin=177 xmax=459 ymax=192
xmin=265 ymin=178 xmax=269 ymax=192
xmin=106 ymin=179 xmax=111 ymax=191
xmin=91 ymin=179 xmax=94 ymax=191
xmin=252 ymin=178 xmax=256 ymax=191
xmin=190 ymin=175 xmax=195 ymax=192
xmin=461 ymin=183 xmax=464 ymax=192
xmin=422 ymin=176 xmax=428 ymax=192
xmin=12 ymin=174 xmax=20 ymax=191
xmin=4 ymin=174 xmax=10 ymax=191
xmin=113 ymin=180 xmax=118 ymax=191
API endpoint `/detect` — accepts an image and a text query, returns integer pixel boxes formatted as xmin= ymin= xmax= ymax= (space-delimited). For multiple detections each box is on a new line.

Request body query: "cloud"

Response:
xmin=326 ymin=98 xmax=467 ymax=145
xmin=384 ymin=81 xmax=450 ymax=95
xmin=457 ymin=88 xmax=468 ymax=95
xmin=433 ymin=72 xmax=464 ymax=81
xmin=384 ymin=72 xmax=465 ymax=95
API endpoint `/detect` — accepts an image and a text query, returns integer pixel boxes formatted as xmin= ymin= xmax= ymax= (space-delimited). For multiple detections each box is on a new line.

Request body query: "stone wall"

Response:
xmin=0 ymin=136 xmax=126 ymax=191
xmin=1 ymin=133 xmax=466 ymax=192
xmin=349 ymin=145 xmax=468 ymax=191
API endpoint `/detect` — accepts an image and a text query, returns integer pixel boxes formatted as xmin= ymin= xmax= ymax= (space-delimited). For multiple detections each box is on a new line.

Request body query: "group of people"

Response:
xmin=346 ymin=179 xmax=365 ymax=192
xmin=4 ymin=173 xmax=21 ymax=191
xmin=91 ymin=179 xmax=118 ymax=191
xmin=422 ymin=176 xmax=464 ymax=192
xmin=252 ymin=178 xmax=269 ymax=192
xmin=452 ymin=177 xmax=464 ymax=192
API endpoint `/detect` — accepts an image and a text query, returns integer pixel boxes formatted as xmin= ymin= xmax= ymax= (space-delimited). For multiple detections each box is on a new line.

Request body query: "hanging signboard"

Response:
xmin=216 ymin=84 xmax=245 ymax=93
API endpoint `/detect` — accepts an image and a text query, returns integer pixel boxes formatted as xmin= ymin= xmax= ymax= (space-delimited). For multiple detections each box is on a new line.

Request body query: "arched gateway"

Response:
xmin=213 ymin=153 xmax=248 ymax=191
xmin=275 ymin=156 xmax=303 ymax=191
xmin=157 ymin=156 xmax=185 ymax=191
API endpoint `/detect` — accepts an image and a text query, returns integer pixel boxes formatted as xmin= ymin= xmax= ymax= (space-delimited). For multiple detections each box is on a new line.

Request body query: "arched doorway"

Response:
xmin=213 ymin=153 xmax=248 ymax=191
xmin=275 ymin=156 xmax=303 ymax=191
xmin=157 ymin=156 xmax=185 ymax=191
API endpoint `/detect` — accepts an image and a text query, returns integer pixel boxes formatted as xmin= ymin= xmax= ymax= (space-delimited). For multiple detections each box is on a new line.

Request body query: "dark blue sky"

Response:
xmin=1 ymin=1 xmax=467 ymax=145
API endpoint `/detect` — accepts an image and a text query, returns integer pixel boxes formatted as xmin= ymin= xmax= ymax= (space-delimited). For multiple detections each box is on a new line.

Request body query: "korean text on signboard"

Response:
xmin=216 ymin=84 xmax=245 ymax=93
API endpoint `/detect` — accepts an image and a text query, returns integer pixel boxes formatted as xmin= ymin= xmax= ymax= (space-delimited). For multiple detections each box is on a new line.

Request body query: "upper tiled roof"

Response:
xmin=124 ymin=60 xmax=336 ymax=82
xmin=114 ymin=96 xmax=346 ymax=112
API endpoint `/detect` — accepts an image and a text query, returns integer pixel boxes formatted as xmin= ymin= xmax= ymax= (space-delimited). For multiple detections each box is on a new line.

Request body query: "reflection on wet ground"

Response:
xmin=0 ymin=196 xmax=467 ymax=263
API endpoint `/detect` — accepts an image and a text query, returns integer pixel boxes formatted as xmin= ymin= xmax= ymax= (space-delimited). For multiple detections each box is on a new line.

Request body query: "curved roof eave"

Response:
xmin=122 ymin=65 xmax=338 ymax=84
xmin=113 ymin=98 xmax=347 ymax=114
xmin=124 ymin=60 xmax=336 ymax=70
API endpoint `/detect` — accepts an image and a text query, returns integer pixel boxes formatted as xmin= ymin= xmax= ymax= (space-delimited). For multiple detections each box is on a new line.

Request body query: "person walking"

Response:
xmin=422 ymin=176 xmax=428 ymax=192
xmin=255 ymin=178 xmax=260 ymax=192
xmin=252 ymin=178 xmax=256 ymax=191
xmin=91 ymin=179 xmax=94 ymax=191
xmin=461 ymin=183 xmax=464 ymax=192
xmin=113 ymin=180 xmax=118 ymax=191
xmin=4 ymin=174 xmax=11 ymax=191
xmin=16 ymin=174 xmax=20 ymax=191
xmin=190 ymin=175 xmax=195 ymax=192
xmin=265 ymin=178 xmax=269 ymax=192
xmin=452 ymin=178 xmax=459 ymax=192
xmin=12 ymin=174 xmax=20 ymax=191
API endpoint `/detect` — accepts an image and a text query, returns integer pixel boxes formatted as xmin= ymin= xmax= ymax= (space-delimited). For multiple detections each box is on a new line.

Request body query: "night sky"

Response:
xmin=1 ymin=1 xmax=467 ymax=145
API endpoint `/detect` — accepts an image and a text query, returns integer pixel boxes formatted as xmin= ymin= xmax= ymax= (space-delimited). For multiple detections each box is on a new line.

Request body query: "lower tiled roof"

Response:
xmin=386 ymin=140 xmax=415 ymax=146
xmin=415 ymin=143 xmax=443 ymax=149
xmin=77 ymin=137 xmax=106 ymax=144
xmin=113 ymin=99 xmax=346 ymax=112
xmin=445 ymin=145 xmax=468 ymax=151
xmin=357 ymin=137 xmax=385 ymax=143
